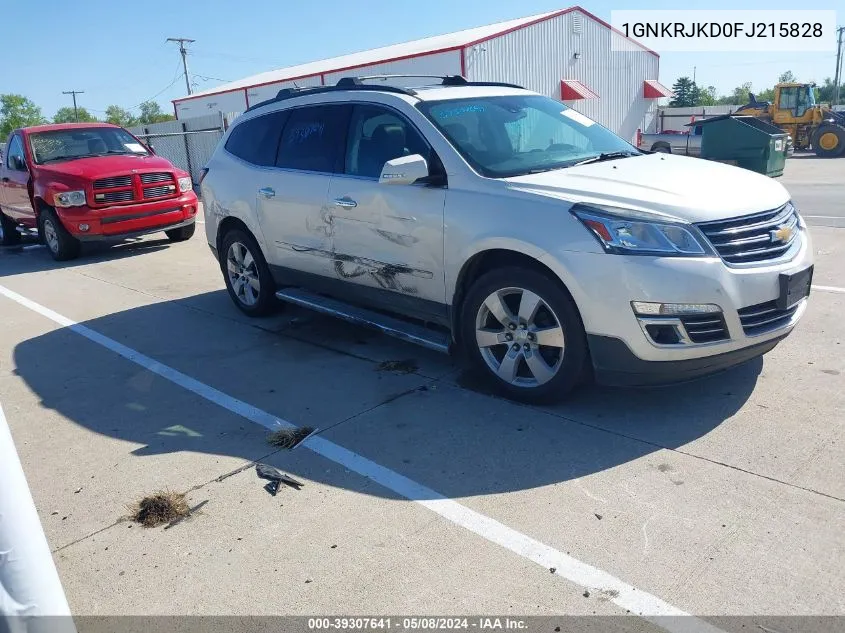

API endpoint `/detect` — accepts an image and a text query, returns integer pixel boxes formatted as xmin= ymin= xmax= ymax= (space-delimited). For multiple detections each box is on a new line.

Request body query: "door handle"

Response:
xmin=333 ymin=197 xmax=357 ymax=208
xmin=259 ymin=187 xmax=275 ymax=198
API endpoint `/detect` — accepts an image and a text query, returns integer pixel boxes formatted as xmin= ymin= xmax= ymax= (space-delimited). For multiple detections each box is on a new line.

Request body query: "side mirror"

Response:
xmin=379 ymin=154 xmax=429 ymax=186
xmin=11 ymin=155 xmax=26 ymax=171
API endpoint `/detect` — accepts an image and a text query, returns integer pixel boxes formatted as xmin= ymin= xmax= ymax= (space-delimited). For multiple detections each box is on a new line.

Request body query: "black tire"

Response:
xmin=459 ymin=266 xmax=589 ymax=403
xmin=812 ymin=125 xmax=845 ymax=158
xmin=651 ymin=144 xmax=671 ymax=154
xmin=165 ymin=222 xmax=196 ymax=242
xmin=39 ymin=208 xmax=80 ymax=261
xmin=219 ymin=227 xmax=277 ymax=317
xmin=1 ymin=212 xmax=22 ymax=246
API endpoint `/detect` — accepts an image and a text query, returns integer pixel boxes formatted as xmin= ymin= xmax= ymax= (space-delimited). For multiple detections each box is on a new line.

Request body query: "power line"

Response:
xmin=834 ymin=26 xmax=844 ymax=106
xmin=166 ymin=37 xmax=196 ymax=95
xmin=61 ymin=90 xmax=85 ymax=122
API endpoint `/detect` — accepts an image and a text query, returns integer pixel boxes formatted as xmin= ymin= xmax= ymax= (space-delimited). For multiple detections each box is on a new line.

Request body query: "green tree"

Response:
xmin=778 ymin=70 xmax=796 ymax=84
xmin=695 ymin=86 xmax=718 ymax=106
xmin=104 ymin=105 xmax=137 ymax=127
xmin=138 ymin=101 xmax=175 ymax=124
xmin=53 ymin=106 xmax=98 ymax=123
xmin=815 ymin=77 xmax=844 ymax=103
xmin=0 ymin=94 xmax=47 ymax=138
xmin=140 ymin=100 xmax=174 ymax=124
xmin=668 ymin=77 xmax=699 ymax=107
xmin=716 ymin=82 xmax=753 ymax=105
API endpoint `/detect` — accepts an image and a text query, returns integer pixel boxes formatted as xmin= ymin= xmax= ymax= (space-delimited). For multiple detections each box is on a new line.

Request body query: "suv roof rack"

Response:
xmin=338 ymin=74 xmax=525 ymax=90
xmin=243 ymin=75 xmax=526 ymax=113
xmin=244 ymin=83 xmax=418 ymax=113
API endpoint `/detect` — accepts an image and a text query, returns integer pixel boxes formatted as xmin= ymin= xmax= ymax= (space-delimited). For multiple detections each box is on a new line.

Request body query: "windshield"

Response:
xmin=29 ymin=127 xmax=149 ymax=165
xmin=418 ymin=95 xmax=639 ymax=178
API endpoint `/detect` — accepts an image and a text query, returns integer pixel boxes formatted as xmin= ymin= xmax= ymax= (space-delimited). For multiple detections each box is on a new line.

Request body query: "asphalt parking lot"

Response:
xmin=1 ymin=157 xmax=843 ymax=631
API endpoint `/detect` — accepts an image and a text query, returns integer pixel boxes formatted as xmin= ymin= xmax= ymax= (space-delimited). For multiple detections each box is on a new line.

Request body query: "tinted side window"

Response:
xmin=6 ymin=135 xmax=26 ymax=170
xmin=345 ymin=105 xmax=431 ymax=179
xmin=276 ymin=105 xmax=350 ymax=173
xmin=224 ymin=111 xmax=287 ymax=166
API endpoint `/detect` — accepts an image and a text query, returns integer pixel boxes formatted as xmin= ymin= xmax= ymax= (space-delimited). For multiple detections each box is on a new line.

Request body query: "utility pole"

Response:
xmin=834 ymin=26 xmax=844 ymax=106
xmin=167 ymin=37 xmax=196 ymax=95
xmin=62 ymin=90 xmax=84 ymax=122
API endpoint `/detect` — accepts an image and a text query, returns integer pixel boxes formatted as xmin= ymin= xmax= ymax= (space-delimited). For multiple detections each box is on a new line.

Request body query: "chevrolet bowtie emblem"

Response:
xmin=770 ymin=225 xmax=793 ymax=243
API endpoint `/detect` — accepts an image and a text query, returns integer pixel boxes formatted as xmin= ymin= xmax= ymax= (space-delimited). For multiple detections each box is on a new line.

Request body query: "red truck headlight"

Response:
xmin=54 ymin=190 xmax=87 ymax=207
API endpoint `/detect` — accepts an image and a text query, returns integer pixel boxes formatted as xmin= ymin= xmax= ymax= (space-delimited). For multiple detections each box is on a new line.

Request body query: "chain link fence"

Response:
xmin=127 ymin=112 xmax=239 ymax=184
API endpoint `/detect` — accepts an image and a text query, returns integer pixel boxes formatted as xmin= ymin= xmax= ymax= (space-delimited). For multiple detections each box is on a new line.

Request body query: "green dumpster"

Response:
xmin=690 ymin=115 xmax=788 ymax=177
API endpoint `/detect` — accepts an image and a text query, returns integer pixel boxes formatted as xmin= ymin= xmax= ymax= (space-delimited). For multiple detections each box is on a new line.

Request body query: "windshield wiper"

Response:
xmin=572 ymin=151 xmax=639 ymax=167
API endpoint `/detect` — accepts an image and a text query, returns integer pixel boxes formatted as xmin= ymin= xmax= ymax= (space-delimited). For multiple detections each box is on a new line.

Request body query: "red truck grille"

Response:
xmin=90 ymin=172 xmax=177 ymax=206
xmin=93 ymin=176 xmax=132 ymax=190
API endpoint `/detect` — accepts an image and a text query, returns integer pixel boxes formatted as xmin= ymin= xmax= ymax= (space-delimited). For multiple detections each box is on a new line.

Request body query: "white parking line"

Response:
xmin=0 ymin=282 xmax=724 ymax=633
xmin=813 ymin=285 xmax=845 ymax=294
xmin=803 ymin=215 xmax=844 ymax=219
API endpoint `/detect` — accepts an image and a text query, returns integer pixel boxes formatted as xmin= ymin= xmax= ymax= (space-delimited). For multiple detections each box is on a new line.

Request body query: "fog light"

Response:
xmin=186 ymin=205 xmax=196 ymax=215
xmin=78 ymin=223 xmax=90 ymax=232
xmin=645 ymin=323 xmax=681 ymax=345
xmin=632 ymin=301 xmax=721 ymax=316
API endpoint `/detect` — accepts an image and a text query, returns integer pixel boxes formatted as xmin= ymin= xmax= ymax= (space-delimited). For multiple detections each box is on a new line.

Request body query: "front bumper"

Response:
xmin=57 ymin=192 xmax=199 ymax=239
xmin=544 ymin=228 xmax=813 ymax=379
xmin=589 ymin=333 xmax=785 ymax=386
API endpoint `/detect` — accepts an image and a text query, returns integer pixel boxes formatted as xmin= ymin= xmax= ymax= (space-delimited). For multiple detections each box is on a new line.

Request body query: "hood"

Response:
xmin=505 ymin=153 xmax=791 ymax=223
xmin=35 ymin=153 xmax=181 ymax=181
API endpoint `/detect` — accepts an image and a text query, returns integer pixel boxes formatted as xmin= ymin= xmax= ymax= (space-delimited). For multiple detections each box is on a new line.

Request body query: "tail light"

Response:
xmin=636 ymin=128 xmax=642 ymax=148
xmin=198 ymin=168 xmax=209 ymax=185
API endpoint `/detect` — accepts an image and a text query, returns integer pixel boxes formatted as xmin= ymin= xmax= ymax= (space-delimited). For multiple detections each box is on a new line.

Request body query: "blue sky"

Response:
xmin=5 ymin=0 xmax=840 ymax=119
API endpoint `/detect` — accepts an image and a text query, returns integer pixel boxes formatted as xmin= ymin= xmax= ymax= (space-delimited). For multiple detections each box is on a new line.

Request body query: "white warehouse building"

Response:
xmin=172 ymin=6 xmax=671 ymax=142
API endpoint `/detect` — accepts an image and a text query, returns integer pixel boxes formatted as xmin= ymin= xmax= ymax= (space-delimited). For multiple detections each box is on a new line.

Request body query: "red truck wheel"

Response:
xmin=39 ymin=209 xmax=80 ymax=261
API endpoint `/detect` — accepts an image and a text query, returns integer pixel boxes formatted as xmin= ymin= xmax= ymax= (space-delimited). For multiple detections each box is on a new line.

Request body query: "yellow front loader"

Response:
xmin=736 ymin=83 xmax=845 ymax=157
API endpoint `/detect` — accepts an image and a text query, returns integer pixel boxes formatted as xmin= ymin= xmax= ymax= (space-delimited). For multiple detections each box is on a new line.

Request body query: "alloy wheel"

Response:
xmin=475 ymin=287 xmax=566 ymax=388
xmin=43 ymin=218 xmax=59 ymax=254
xmin=226 ymin=241 xmax=260 ymax=306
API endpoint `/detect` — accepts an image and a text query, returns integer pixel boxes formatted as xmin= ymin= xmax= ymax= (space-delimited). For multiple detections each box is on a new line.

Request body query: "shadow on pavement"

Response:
xmin=0 ymin=235 xmax=172 ymax=275
xmin=10 ymin=289 xmax=764 ymax=500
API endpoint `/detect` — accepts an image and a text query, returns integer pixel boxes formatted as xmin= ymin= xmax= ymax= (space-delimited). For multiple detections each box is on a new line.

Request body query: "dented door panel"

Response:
xmin=326 ymin=176 xmax=447 ymax=305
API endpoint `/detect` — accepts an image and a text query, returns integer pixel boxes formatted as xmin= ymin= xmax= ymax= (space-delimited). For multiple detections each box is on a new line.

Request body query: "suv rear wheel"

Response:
xmin=40 ymin=208 xmax=81 ymax=261
xmin=460 ymin=267 xmax=588 ymax=403
xmin=220 ymin=228 xmax=277 ymax=316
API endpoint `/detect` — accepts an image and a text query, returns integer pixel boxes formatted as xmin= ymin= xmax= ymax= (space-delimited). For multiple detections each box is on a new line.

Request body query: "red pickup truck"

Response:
xmin=0 ymin=122 xmax=198 ymax=260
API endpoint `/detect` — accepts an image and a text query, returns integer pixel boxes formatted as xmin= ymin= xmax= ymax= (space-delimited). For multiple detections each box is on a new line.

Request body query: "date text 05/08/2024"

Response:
xmin=307 ymin=617 xmax=529 ymax=630
xmin=621 ymin=22 xmax=824 ymax=38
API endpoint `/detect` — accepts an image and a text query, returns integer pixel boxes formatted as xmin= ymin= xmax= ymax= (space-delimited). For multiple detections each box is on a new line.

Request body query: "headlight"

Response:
xmin=571 ymin=204 xmax=715 ymax=256
xmin=178 ymin=176 xmax=192 ymax=193
xmin=54 ymin=190 xmax=87 ymax=207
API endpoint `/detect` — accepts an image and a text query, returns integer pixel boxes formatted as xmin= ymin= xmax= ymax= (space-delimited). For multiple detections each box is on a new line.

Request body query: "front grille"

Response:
xmin=738 ymin=300 xmax=801 ymax=336
xmin=680 ymin=314 xmax=729 ymax=343
xmin=140 ymin=172 xmax=172 ymax=184
xmin=99 ymin=190 xmax=135 ymax=203
xmin=697 ymin=203 xmax=799 ymax=265
xmin=143 ymin=184 xmax=176 ymax=199
xmin=93 ymin=176 xmax=132 ymax=190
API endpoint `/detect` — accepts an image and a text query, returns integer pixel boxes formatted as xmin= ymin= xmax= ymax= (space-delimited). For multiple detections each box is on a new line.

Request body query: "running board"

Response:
xmin=275 ymin=288 xmax=451 ymax=354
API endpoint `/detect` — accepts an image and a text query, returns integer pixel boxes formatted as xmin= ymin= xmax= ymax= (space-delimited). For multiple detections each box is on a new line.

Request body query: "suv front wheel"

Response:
xmin=460 ymin=267 xmax=588 ymax=403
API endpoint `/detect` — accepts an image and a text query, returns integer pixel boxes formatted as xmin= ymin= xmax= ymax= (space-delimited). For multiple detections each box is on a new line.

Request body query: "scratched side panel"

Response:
xmin=326 ymin=178 xmax=447 ymax=305
xmin=255 ymin=170 xmax=335 ymax=278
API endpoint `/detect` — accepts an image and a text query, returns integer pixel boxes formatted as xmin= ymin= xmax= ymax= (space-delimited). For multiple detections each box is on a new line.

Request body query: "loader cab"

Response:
xmin=775 ymin=83 xmax=816 ymax=121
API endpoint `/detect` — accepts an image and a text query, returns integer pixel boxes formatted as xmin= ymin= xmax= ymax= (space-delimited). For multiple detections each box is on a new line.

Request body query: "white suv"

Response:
xmin=201 ymin=76 xmax=813 ymax=402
